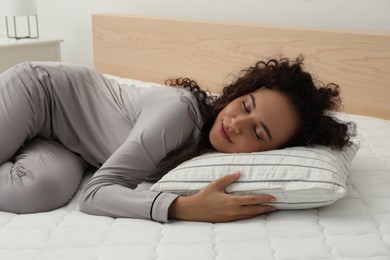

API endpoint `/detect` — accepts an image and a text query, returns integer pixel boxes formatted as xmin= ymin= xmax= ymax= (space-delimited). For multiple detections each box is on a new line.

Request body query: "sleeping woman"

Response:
xmin=0 ymin=56 xmax=354 ymax=222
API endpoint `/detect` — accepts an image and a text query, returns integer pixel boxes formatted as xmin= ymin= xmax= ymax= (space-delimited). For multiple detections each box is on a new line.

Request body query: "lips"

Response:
xmin=219 ymin=122 xmax=232 ymax=143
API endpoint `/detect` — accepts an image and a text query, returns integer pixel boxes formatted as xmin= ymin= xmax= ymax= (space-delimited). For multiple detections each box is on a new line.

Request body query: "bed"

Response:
xmin=1 ymin=13 xmax=390 ymax=260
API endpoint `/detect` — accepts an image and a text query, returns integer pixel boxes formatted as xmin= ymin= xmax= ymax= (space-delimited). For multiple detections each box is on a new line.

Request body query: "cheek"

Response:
xmin=220 ymin=101 xmax=241 ymax=116
xmin=233 ymin=138 xmax=263 ymax=153
xmin=209 ymin=120 xmax=227 ymax=152
xmin=278 ymin=121 xmax=300 ymax=145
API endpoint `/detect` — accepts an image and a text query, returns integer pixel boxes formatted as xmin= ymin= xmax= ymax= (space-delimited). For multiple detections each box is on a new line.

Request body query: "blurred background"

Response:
xmin=0 ymin=0 xmax=389 ymax=69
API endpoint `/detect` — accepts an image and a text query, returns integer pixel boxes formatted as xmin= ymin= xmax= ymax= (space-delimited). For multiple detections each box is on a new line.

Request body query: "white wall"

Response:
xmin=1 ymin=0 xmax=390 ymax=67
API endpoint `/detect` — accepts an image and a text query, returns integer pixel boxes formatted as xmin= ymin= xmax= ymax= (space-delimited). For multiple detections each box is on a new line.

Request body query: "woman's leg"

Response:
xmin=0 ymin=64 xmax=46 ymax=163
xmin=0 ymin=64 xmax=85 ymax=213
xmin=0 ymin=138 xmax=86 ymax=213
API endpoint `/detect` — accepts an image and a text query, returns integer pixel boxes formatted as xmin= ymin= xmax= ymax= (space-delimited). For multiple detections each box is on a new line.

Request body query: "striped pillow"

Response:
xmin=150 ymin=141 xmax=359 ymax=209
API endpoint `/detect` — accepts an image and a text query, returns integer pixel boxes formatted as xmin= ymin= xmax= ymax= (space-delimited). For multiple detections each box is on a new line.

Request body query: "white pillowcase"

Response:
xmin=150 ymin=141 xmax=359 ymax=209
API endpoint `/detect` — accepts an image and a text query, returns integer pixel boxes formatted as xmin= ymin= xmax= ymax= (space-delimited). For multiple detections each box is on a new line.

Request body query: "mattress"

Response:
xmin=1 ymin=76 xmax=390 ymax=260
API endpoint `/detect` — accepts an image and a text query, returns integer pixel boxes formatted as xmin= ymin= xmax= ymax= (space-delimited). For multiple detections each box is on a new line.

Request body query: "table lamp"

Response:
xmin=1 ymin=0 xmax=39 ymax=39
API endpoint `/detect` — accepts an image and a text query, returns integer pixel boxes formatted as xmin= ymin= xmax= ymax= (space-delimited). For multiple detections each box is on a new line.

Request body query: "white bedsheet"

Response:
xmin=0 ymin=78 xmax=389 ymax=260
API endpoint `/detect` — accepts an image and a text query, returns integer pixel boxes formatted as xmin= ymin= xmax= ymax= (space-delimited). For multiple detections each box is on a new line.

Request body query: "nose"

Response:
xmin=229 ymin=115 xmax=252 ymax=134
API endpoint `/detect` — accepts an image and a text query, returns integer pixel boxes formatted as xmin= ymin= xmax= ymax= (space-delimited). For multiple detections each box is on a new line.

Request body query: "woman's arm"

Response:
xmin=168 ymin=172 xmax=276 ymax=222
xmin=80 ymin=87 xmax=199 ymax=222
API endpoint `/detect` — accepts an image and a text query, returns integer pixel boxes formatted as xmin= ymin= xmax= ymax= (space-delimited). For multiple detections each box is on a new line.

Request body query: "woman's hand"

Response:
xmin=168 ymin=171 xmax=276 ymax=222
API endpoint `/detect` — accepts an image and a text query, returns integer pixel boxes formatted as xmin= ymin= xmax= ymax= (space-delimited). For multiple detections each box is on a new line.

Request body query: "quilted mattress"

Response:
xmin=1 ymin=79 xmax=390 ymax=260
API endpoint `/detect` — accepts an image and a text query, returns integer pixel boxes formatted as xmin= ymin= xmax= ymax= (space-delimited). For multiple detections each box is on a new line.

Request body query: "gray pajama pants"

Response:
xmin=0 ymin=63 xmax=90 ymax=213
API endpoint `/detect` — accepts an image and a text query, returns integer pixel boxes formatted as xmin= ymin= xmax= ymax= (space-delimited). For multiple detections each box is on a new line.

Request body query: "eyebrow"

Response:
xmin=249 ymin=93 xmax=273 ymax=141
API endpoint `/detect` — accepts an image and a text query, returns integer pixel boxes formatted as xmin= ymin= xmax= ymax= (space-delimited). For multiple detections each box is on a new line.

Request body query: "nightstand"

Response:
xmin=0 ymin=38 xmax=63 ymax=73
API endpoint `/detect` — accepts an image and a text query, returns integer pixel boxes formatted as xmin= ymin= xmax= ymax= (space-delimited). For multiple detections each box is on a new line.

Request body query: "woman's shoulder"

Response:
xmin=139 ymin=85 xmax=198 ymax=110
xmin=137 ymin=85 xmax=203 ymax=127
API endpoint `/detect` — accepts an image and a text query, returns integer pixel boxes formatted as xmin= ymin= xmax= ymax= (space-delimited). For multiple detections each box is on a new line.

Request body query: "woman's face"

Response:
xmin=209 ymin=88 xmax=300 ymax=153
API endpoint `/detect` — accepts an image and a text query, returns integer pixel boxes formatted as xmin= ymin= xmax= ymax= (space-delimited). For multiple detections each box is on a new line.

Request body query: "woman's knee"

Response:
xmin=0 ymin=62 xmax=47 ymax=163
xmin=0 ymin=138 xmax=86 ymax=214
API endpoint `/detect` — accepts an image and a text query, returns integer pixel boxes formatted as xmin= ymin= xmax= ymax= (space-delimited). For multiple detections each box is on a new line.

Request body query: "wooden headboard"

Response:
xmin=92 ymin=13 xmax=390 ymax=120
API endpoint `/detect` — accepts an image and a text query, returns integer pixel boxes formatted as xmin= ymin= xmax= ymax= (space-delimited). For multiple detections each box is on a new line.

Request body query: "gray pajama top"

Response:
xmin=15 ymin=62 xmax=203 ymax=222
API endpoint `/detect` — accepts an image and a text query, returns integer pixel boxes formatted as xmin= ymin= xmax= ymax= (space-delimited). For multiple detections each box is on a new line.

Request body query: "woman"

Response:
xmin=0 ymin=56 xmax=353 ymax=222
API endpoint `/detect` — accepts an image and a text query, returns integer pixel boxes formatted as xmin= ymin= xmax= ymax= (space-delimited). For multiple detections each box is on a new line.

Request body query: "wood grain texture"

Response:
xmin=93 ymin=13 xmax=390 ymax=119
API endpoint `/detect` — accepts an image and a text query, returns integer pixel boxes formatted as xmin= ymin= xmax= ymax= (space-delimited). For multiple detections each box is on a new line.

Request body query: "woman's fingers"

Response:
xmin=233 ymin=204 xmax=276 ymax=220
xmin=232 ymin=194 xmax=276 ymax=205
xmin=169 ymin=172 xmax=278 ymax=222
xmin=205 ymin=172 xmax=276 ymax=205
xmin=206 ymin=171 xmax=241 ymax=192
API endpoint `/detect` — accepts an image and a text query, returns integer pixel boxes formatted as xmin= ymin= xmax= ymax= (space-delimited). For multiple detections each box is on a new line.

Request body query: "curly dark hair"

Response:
xmin=166 ymin=56 xmax=355 ymax=160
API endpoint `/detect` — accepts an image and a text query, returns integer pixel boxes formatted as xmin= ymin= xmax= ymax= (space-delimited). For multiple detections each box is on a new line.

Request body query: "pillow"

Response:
xmin=150 ymin=140 xmax=359 ymax=209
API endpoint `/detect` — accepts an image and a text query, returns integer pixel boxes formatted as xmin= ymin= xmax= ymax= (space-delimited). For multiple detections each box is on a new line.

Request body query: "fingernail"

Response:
xmin=231 ymin=171 xmax=240 ymax=177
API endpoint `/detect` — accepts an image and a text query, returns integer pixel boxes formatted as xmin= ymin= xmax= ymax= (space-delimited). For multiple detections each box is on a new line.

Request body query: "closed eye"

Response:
xmin=242 ymin=101 xmax=250 ymax=113
xmin=253 ymin=125 xmax=262 ymax=140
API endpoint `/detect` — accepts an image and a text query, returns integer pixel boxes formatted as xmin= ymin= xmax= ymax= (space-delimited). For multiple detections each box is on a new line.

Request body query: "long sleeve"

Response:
xmin=79 ymin=87 xmax=201 ymax=222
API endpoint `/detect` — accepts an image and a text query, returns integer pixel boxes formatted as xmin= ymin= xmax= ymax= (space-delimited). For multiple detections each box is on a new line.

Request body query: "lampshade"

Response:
xmin=1 ymin=0 xmax=37 ymax=16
